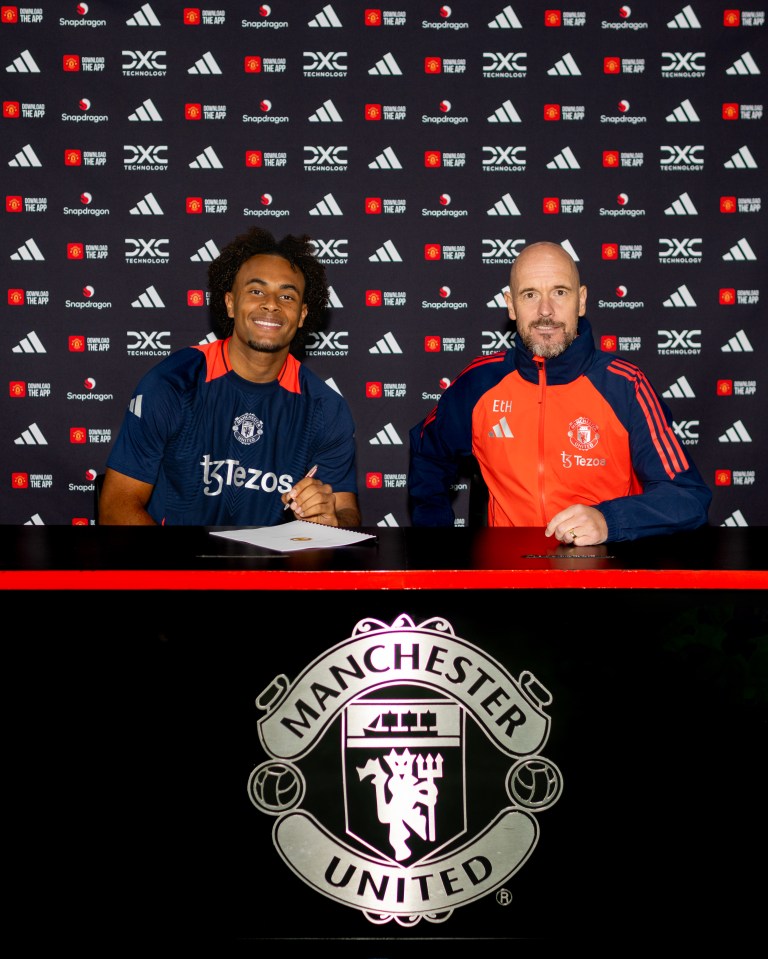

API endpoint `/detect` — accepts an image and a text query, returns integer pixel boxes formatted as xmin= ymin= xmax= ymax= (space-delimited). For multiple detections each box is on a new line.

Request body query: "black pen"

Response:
xmin=283 ymin=464 xmax=318 ymax=510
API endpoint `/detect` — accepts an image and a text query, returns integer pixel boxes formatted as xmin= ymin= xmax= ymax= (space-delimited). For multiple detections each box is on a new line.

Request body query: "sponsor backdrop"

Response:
xmin=2 ymin=0 xmax=765 ymax=527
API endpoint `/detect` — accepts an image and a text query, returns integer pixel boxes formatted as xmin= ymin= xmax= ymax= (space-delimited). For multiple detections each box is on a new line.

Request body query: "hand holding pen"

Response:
xmin=283 ymin=464 xmax=318 ymax=512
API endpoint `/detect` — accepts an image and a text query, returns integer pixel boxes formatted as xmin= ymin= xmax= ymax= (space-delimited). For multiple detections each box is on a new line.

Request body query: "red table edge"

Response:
xmin=1 ymin=568 xmax=766 ymax=590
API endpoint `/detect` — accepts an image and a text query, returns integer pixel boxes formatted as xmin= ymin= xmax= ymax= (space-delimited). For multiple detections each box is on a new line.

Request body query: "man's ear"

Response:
xmin=298 ymin=303 xmax=308 ymax=328
xmin=224 ymin=290 xmax=234 ymax=316
xmin=578 ymin=284 xmax=588 ymax=317
xmin=503 ymin=290 xmax=516 ymax=321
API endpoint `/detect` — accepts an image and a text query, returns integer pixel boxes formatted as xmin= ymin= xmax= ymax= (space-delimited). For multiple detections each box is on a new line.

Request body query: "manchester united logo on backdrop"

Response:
xmin=247 ymin=614 xmax=563 ymax=926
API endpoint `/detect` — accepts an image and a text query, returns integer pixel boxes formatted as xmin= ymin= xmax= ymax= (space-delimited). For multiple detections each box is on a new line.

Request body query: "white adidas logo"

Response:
xmin=129 ymin=192 xmax=164 ymax=215
xmin=11 ymin=238 xmax=44 ymax=260
xmin=188 ymin=52 xmax=222 ymax=75
xmin=308 ymin=4 xmax=342 ymax=27
xmin=489 ymin=416 xmax=514 ymax=438
xmin=547 ymin=147 xmax=580 ymax=169
xmin=8 ymin=144 xmax=42 ymax=167
xmin=368 ymin=147 xmax=402 ymax=170
xmin=189 ymin=146 xmax=223 ymax=169
xmin=487 ymin=99 xmax=522 ymax=123
xmin=376 ymin=513 xmax=400 ymax=528
xmin=131 ymin=285 xmax=165 ymax=308
xmin=127 ymin=3 xmax=160 ymax=26
xmin=369 ymin=422 xmax=403 ymax=445
xmin=662 ymin=376 xmax=695 ymax=398
xmin=721 ymin=510 xmax=748 ymax=527
xmin=12 ymin=331 xmax=46 ymax=353
xmin=663 ymin=284 xmax=696 ymax=307
xmin=722 ymin=238 xmax=756 ymax=261
xmin=664 ymin=192 xmax=698 ymax=215
xmin=726 ymin=52 xmax=760 ymax=75
xmin=369 ymin=332 xmax=402 ymax=354
xmin=721 ymin=330 xmax=753 ymax=352
xmin=15 ymin=422 xmax=48 ymax=445
xmin=488 ymin=5 xmax=522 ymax=28
xmin=718 ymin=420 xmax=752 ymax=442
xmin=666 ymin=98 xmax=700 ymax=122
xmin=667 ymin=4 xmax=701 ymax=28
xmin=309 ymin=193 xmax=343 ymax=216
xmin=308 ymin=99 xmax=343 ymax=122
xmin=368 ymin=240 xmax=402 ymax=262
xmin=368 ymin=52 xmax=402 ymax=76
xmin=547 ymin=53 xmax=581 ymax=76
xmin=6 ymin=49 xmax=40 ymax=72
xmin=128 ymin=98 xmax=162 ymax=121
xmin=724 ymin=146 xmax=757 ymax=169
xmin=487 ymin=193 xmax=521 ymax=215
xmin=190 ymin=239 xmax=220 ymax=262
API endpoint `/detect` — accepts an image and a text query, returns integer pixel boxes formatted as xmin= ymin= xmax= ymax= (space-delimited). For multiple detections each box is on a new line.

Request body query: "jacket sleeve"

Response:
xmin=408 ymin=387 xmax=475 ymax=527
xmin=596 ymin=371 xmax=712 ymax=542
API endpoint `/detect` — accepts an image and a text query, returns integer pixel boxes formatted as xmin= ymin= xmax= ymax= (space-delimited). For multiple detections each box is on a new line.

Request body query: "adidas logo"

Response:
xmin=129 ymin=395 xmax=144 ymax=416
xmin=561 ymin=239 xmax=580 ymax=261
xmin=547 ymin=53 xmax=581 ymax=76
xmin=368 ymin=52 xmax=402 ymax=76
xmin=664 ymin=191 xmax=698 ymax=215
xmin=199 ymin=331 xmax=218 ymax=345
xmin=487 ymin=192 xmax=521 ymax=216
xmin=487 ymin=99 xmax=522 ymax=123
xmin=486 ymin=288 xmax=509 ymax=308
xmin=721 ymin=329 xmax=753 ymax=352
xmin=546 ymin=147 xmax=580 ymax=169
xmin=726 ymin=52 xmax=760 ymax=75
xmin=308 ymin=98 xmax=343 ymax=122
xmin=324 ymin=377 xmax=342 ymax=395
xmin=667 ymin=4 xmax=701 ymax=28
xmin=327 ymin=286 xmax=343 ymax=308
xmin=188 ymin=52 xmax=222 ymax=75
xmin=721 ymin=510 xmax=748 ymax=527
xmin=718 ymin=419 xmax=752 ymax=443
xmin=5 ymin=49 xmax=40 ymax=73
xmin=190 ymin=239 xmax=220 ymax=262
xmin=189 ymin=146 xmax=223 ymax=169
xmin=308 ymin=3 xmax=342 ymax=27
xmin=666 ymin=98 xmax=700 ymax=122
xmin=129 ymin=192 xmax=164 ymax=215
xmin=488 ymin=416 xmax=514 ymax=438
xmin=10 ymin=238 xmax=44 ymax=261
xmin=662 ymin=375 xmax=695 ymax=398
xmin=368 ymin=146 xmax=402 ymax=170
xmin=131 ymin=285 xmax=165 ymax=308
xmin=309 ymin=192 xmax=343 ymax=216
xmin=722 ymin=238 xmax=756 ymax=261
xmin=369 ymin=332 xmax=402 ymax=354
xmin=368 ymin=239 xmax=402 ymax=262
xmin=8 ymin=144 xmax=42 ymax=167
xmin=128 ymin=98 xmax=162 ymax=121
xmin=663 ymin=284 xmax=697 ymax=307
xmin=12 ymin=331 xmax=46 ymax=353
xmin=369 ymin=422 xmax=403 ymax=445
xmin=127 ymin=3 xmax=160 ymax=26
xmin=724 ymin=145 xmax=757 ymax=169
xmin=488 ymin=5 xmax=523 ymax=28
xmin=15 ymin=422 xmax=48 ymax=445
xmin=376 ymin=513 xmax=400 ymax=528
xmin=24 ymin=513 xmax=45 ymax=526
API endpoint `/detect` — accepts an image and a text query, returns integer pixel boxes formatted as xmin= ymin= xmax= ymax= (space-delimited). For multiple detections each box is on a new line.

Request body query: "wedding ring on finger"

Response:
xmin=568 ymin=529 xmax=576 ymax=542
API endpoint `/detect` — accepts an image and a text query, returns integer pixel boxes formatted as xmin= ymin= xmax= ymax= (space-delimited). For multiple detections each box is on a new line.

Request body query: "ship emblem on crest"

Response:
xmin=247 ymin=614 xmax=563 ymax=926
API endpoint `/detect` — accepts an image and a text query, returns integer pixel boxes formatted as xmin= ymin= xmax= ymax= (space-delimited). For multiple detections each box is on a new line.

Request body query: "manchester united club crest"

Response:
xmin=232 ymin=412 xmax=263 ymax=445
xmin=568 ymin=415 xmax=600 ymax=451
xmin=247 ymin=614 xmax=563 ymax=926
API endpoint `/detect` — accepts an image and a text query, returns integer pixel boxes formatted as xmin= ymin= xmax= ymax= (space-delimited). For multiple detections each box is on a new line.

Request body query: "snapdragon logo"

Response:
xmin=303 ymin=51 xmax=347 ymax=76
xmin=483 ymin=52 xmax=526 ymax=76
xmin=658 ymin=237 xmax=702 ymax=263
xmin=122 ymin=50 xmax=167 ymax=76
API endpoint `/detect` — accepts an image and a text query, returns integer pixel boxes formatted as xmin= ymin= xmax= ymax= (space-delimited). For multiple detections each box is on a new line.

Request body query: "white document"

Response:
xmin=210 ymin=522 xmax=376 ymax=553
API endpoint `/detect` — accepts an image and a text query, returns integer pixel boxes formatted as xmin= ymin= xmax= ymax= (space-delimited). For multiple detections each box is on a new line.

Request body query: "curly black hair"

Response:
xmin=208 ymin=227 xmax=330 ymax=350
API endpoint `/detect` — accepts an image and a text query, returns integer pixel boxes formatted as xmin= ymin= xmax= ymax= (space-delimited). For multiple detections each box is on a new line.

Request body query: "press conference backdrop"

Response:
xmin=2 ymin=1 xmax=765 ymax=528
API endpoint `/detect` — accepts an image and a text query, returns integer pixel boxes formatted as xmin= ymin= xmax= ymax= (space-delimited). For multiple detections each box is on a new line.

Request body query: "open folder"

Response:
xmin=210 ymin=522 xmax=376 ymax=553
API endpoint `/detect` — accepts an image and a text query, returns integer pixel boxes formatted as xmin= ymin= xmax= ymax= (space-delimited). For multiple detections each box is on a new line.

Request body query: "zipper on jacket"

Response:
xmin=535 ymin=357 xmax=548 ymax=524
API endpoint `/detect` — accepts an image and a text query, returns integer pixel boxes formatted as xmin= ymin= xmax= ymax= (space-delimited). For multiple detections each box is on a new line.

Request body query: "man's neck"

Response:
xmin=228 ymin=339 xmax=291 ymax=383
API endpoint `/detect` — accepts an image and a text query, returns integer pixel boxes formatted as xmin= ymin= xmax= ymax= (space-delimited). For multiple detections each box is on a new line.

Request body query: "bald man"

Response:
xmin=408 ymin=241 xmax=711 ymax=544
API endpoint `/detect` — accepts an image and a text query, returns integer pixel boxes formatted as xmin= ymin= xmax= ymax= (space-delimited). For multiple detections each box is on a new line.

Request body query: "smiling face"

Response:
xmin=224 ymin=253 xmax=307 ymax=356
xmin=504 ymin=242 xmax=587 ymax=359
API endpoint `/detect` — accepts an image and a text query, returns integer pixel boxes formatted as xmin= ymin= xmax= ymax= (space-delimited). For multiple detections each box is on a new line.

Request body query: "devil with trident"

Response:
xmin=357 ymin=747 xmax=443 ymax=862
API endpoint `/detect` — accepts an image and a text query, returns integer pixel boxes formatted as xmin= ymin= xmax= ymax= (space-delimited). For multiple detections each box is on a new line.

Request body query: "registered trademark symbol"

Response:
xmin=496 ymin=888 xmax=513 ymax=907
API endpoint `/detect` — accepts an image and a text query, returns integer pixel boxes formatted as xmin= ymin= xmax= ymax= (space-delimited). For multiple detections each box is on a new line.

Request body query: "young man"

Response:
xmin=408 ymin=241 xmax=711 ymax=544
xmin=99 ymin=227 xmax=360 ymax=527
